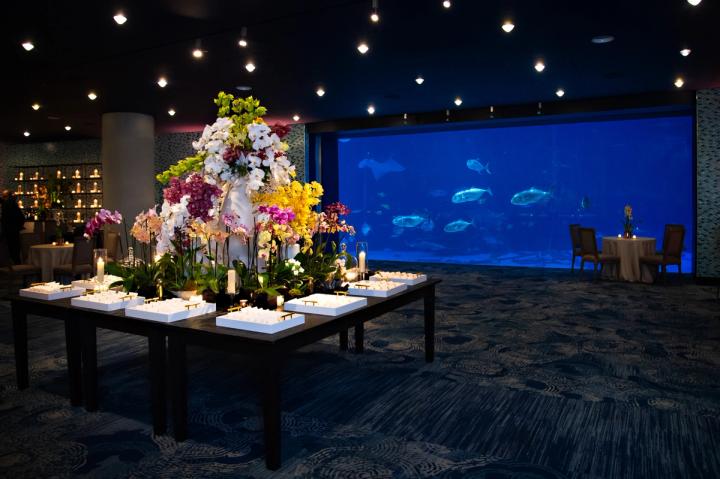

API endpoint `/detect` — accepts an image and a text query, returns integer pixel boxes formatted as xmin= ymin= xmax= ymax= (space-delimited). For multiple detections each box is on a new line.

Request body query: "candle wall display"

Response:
xmin=93 ymin=249 xmax=107 ymax=284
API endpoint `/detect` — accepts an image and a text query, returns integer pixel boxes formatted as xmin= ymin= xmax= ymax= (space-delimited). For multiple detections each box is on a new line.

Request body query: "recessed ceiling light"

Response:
xmin=674 ymin=77 xmax=685 ymax=88
xmin=591 ymin=35 xmax=615 ymax=44
xmin=680 ymin=48 xmax=692 ymax=57
xmin=292 ymin=114 xmax=300 ymax=122
xmin=87 ymin=91 xmax=98 ymax=100
xmin=415 ymin=75 xmax=425 ymax=85
xmin=443 ymin=0 xmax=451 ymax=8
xmin=316 ymin=87 xmax=326 ymax=97
xmin=370 ymin=12 xmax=380 ymax=22
xmin=168 ymin=108 xmax=176 ymax=117
xmin=687 ymin=0 xmax=702 ymax=6
xmin=238 ymin=39 xmax=248 ymax=47
xmin=454 ymin=97 xmax=463 ymax=106
xmin=367 ymin=105 xmax=376 ymax=115
xmin=23 ymin=131 xmax=30 ymax=137
xmin=357 ymin=42 xmax=369 ymax=54
xmin=64 ymin=125 xmax=72 ymax=131
xmin=534 ymin=60 xmax=546 ymax=72
xmin=31 ymin=103 xmax=40 ymax=111
xmin=555 ymin=88 xmax=565 ymax=98
xmin=157 ymin=76 xmax=168 ymax=88
xmin=113 ymin=12 xmax=127 ymax=25
xmin=245 ymin=61 xmax=256 ymax=72
xmin=192 ymin=48 xmax=204 ymax=59
xmin=21 ymin=41 xmax=34 ymax=51
xmin=502 ymin=21 xmax=515 ymax=33
xmin=238 ymin=26 xmax=248 ymax=48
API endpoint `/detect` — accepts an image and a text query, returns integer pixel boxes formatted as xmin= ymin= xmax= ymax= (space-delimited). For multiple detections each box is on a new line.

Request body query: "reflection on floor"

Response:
xmin=0 ymin=262 xmax=718 ymax=478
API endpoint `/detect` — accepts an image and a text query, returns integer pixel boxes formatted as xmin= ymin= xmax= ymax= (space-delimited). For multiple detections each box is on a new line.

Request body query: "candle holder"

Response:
xmin=356 ymin=241 xmax=369 ymax=280
xmin=93 ymin=249 xmax=108 ymax=284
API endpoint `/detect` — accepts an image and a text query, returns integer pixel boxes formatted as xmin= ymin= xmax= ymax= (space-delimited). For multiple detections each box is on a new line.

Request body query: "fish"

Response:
xmin=429 ymin=189 xmax=448 ymax=197
xmin=443 ymin=219 xmax=474 ymax=233
xmin=408 ymin=240 xmax=446 ymax=251
xmin=358 ymin=158 xmax=406 ymax=180
xmin=580 ymin=196 xmax=591 ymax=210
xmin=451 ymin=187 xmax=493 ymax=204
xmin=392 ymin=215 xmax=426 ymax=228
xmin=467 ymin=159 xmax=491 ymax=175
xmin=361 ymin=223 xmax=372 ymax=236
xmin=380 ymin=203 xmax=390 ymax=210
xmin=510 ymin=187 xmax=552 ymax=206
xmin=420 ymin=219 xmax=435 ymax=232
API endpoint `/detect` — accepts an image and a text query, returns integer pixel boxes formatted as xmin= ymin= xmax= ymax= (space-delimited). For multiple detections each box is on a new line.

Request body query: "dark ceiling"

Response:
xmin=2 ymin=0 xmax=718 ymax=142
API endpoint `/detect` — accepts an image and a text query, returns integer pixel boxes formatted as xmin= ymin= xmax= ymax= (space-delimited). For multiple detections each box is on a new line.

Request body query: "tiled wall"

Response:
xmin=696 ymin=89 xmax=720 ymax=278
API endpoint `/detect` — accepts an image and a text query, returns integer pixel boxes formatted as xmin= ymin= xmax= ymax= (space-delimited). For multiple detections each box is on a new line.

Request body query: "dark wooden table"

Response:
xmin=9 ymin=278 xmax=440 ymax=470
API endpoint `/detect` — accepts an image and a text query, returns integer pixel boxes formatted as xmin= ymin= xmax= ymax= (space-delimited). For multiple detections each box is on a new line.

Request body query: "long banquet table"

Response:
xmin=10 ymin=278 xmax=440 ymax=470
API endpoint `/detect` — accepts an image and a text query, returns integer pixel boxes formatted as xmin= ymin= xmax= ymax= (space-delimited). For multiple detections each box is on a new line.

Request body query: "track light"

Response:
xmin=534 ymin=60 xmax=546 ymax=72
xmin=454 ymin=97 xmax=463 ymax=106
xmin=415 ymin=75 xmax=425 ymax=85
xmin=113 ymin=12 xmax=127 ymax=25
xmin=245 ymin=61 xmax=256 ymax=72
xmin=370 ymin=0 xmax=380 ymax=22
xmin=21 ymin=41 xmax=34 ymax=51
xmin=367 ymin=104 xmax=376 ymax=115
xmin=687 ymin=0 xmax=702 ymax=6
xmin=192 ymin=48 xmax=203 ymax=59
xmin=238 ymin=27 xmax=248 ymax=47
xmin=680 ymin=48 xmax=691 ymax=57
xmin=168 ymin=108 xmax=176 ymax=116
xmin=357 ymin=42 xmax=369 ymax=54
xmin=316 ymin=87 xmax=326 ymax=97
xmin=674 ymin=77 xmax=685 ymax=88
xmin=23 ymin=131 xmax=30 ymax=137
xmin=555 ymin=88 xmax=565 ymax=98
xmin=31 ymin=103 xmax=40 ymax=111
xmin=292 ymin=114 xmax=300 ymax=122
xmin=443 ymin=0 xmax=451 ymax=8
xmin=502 ymin=21 xmax=515 ymax=33
xmin=87 ymin=91 xmax=98 ymax=100
xmin=65 ymin=125 xmax=72 ymax=131
xmin=157 ymin=77 xmax=168 ymax=88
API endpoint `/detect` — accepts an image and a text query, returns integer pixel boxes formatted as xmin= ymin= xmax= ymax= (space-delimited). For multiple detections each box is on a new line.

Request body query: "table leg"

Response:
xmin=263 ymin=355 xmax=282 ymax=470
xmin=64 ymin=318 xmax=83 ymax=406
xmin=339 ymin=328 xmax=348 ymax=351
xmin=11 ymin=305 xmax=29 ymax=390
xmin=148 ymin=333 xmax=167 ymax=436
xmin=354 ymin=323 xmax=364 ymax=354
xmin=168 ymin=335 xmax=187 ymax=442
xmin=424 ymin=286 xmax=436 ymax=363
xmin=82 ymin=323 xmax=98 ymax=411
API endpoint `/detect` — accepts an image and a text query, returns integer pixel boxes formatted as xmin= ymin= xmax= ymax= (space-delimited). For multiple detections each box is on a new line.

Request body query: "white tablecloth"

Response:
xmin=601 ymin=237 xmax=656 ymax=283
xmin=28 ymin=244 xmax=73 ymax=282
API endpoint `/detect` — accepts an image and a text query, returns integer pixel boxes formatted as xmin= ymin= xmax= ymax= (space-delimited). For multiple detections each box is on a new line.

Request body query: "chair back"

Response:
xmin=20 ymin=233 xmax=42 ymax=263
xmin=569 ymin=224 xmax=582 ymax=251
xmin=71 ymin=237 xmax=94 ymax=272
xmin=578 ymin=227 xmax=599 ymax=258
xmin=662 ymin=224 xmax=685 ymax=260
xmin=106 ymin=231 xmax=120 ymax=261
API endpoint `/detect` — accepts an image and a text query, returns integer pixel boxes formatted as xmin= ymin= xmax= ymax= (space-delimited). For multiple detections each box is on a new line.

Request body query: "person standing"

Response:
xmin=1 ymin=190 xmax=26 ymax=263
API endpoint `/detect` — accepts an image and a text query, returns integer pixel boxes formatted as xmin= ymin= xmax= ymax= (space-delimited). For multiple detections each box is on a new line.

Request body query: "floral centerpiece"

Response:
xmin=623 ymin=204 xmax=634 ymax=238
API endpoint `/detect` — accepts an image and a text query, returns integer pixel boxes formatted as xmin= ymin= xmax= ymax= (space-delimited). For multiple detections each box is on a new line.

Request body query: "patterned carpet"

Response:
xmin=1 ymin=263 xmax=719 ymax=478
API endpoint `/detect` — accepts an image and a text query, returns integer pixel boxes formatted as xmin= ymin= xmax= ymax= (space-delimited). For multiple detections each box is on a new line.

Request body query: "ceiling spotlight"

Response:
xmin=443 ymin=0 xmax=451 ymax=8
xmin=21 ymin=41 xmax=34 ymax=51
xmin=534 ymin=60 xmax=546 ymax=72
xmin=31 ymin=103 xmax=40 ymax=111
xmin=367 ymin=104 xmax=376 ymax=115
xmin=23 ymin=131 xmax=30 ymax=137
xmin=238 ymin=39 xmax=248 ymax=47
xmin=415 ymin=75 xmax=425 ymax=85
xmin=687 ymin=0 xmax=702 ymax=6
xmin=87 ymin=91 xmax=98 ymax=100
xmin=157 ymin=77 xmax=168 ymax=88
xmin=113 ymin=12 xmax=127 ymax=25
xmin=292 ymin=114 xmax=300 ymax=122
xmin=555 ymin=88 xmax=565 ymax=98
xmin=316 ymin=87 xmax=326 ymax=97
xmin=370 ymin=0 xmax=380 ymax=22
xmin=454 ymin=97 xmax=463 ymax=106
xmin=168 ymin=108 xmax=176 ymax=116
xmin=591 ymin=35 xmax=615 ymax=44
xmin=357 ymin=42 xmax=369 ymax=54
xmin=245 ymin=61 xmax=256 ymax=72
xmin=64 ymin=125 xmax=72 ymax=131
xmin=238 ymin=27 xmax=248 ymax=48
xmin=674 ymin=77 xmax=685 ymax=88
xmin=192 ymin=48 xmax=204 ymax=59
xmin=680 ymin=48 xmax=692 ymax=57
xmin=502 ymin=21 xmax=515 ymax=33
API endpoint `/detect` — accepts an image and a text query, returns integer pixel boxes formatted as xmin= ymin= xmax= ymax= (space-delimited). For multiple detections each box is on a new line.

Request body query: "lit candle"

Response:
xmin=33 ymin=199 xmax=38 ymax=207
xmin=93 ymin=198 xmax=98 ymax=207
xmin=75 ymin=169 xmax=80 ymax=178
xmin=276 ymin=295 xmax=284 ymax=310
xmin=34 ymin=171 xmax=39 ymax=179
xmin=75 ymin=212 xmax=81 ymax=222
xmin=617 ymin=234 xmax=622 ymax=238
xmin=76 ymin=182 xmax=82 ymax=193
xmin=56 ymin=170 xmax=61 ymax=179
xmin=345 ymin=270 xmax=358 ymax=282
xmin=227 ymin=269 xmax=237 ymax=294
xmin=19 ymin=172 xmax=24 ymax=180
xmin=18 ymin=200 xmax=23 ymax=208
xmin=96 ymin=257 xmax=105 ymax=283
xmin=77 ymin=199 xmax=82 ymax=207
xmin=632 ymin=234 xmax=637 ymax=239
xmin=358 ymin=251 xmax=367 ymax=273
xmin=92 ymin=182 xmax=98 ymax=192
xmin=93 ymin=168 xmax=99 ymax=177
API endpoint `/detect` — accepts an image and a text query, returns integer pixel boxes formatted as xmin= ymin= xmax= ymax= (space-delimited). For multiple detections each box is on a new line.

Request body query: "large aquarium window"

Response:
xmin=337 ymin=113 xmax=694 ymax=270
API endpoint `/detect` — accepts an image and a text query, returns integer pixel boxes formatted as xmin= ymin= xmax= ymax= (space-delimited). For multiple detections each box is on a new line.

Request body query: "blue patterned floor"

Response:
xmin=1 ymin=263 xmax=719 ymax=478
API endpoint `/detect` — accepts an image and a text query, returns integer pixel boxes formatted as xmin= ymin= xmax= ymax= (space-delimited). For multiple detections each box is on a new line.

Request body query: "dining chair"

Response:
xmin=0 ymin=240 xmax=42 ymax=293
xmin=569 ymin=224 xmax=582 ymax=271
xmin=639 ymin=224 xmax=685 ymax=284
xmin=578 ymin=227 xmax=620 ymax=279
xmin=53 ymin=237 xmax=94 ymax=282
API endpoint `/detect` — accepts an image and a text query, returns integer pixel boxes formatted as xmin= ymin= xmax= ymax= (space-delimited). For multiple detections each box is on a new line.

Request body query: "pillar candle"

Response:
xmin=276 ymin=295 xmax=284 ymax=310
xmin=56 ymin=170 xmax=61 ymax=179
xmin=75 ymin=169 xmax=80 ymax=178
xmin=96 ymin=258 xmax=105 ymax=283
xmin=227 ymin=269 xmax=237 ymax=294
xmin=358 ymin=251 xmax=367 ymax=273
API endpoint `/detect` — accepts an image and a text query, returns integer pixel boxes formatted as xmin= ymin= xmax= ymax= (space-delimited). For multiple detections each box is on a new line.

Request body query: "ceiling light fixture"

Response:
xmin=415 ymin=75 xmax=425 ymax=85
xmin=292 ymin=114 xmax=300 ymax=122
xmin=245 ymin=61 xmax=256 ymax=72
xmin=370 ymin=0 xmax=380 ymax=22
xmin=31 ymin=103 xmax=40 ymax=111
xmin=87 ymin=91 xmax=98 ymax=100
xmin=367 ymin=104 xmax=376 ymax=115
xmin=674 ymin=77 xmax=685 ymax=88
xmin=680 ymin=48 xmax=692 ymax=57
xmin=555 ymin=88 xmax=565 ymax=98
xmin=443 ymin=0 xmax=451 ymax=8
xmin=534 ymin=60 xmax=546 ymax=72
xmin=21 ymin=41 xmax=34 ymax=51
xmin=113 ymin=12 xmax=127 ymax=25
xmin=168 ymin=108 xmax=176 ymax=116
xmin=316 ymin=87 xmax=326 ymax=97
xmin=23 ymin=131 xmax=30 ymax=137
xmin=357 ymin=42 xmax=369 ymax=54
xmin=687 ymin=0 xmax=702 ymax=6
xmin=192 ymin=48 xmax=203 ymax=59
xmin=502 ymin=21 xmax=515 ymax=33
xmin=64 ymin=125 xmax=72 ymax=131
xmin=591 ymin=35 xmax=615 ymax=44
xmin=157 ymin=76 xmax=168 ymax=88
xmin=238 ymin=27 xmax=248 ymax=47
xmin=454 ymin=97 xmax=463 ymax=106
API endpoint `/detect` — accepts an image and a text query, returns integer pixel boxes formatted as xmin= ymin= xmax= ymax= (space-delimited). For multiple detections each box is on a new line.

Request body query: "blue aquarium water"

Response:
xmin=338 ymin=113 xmax=694 ymax=270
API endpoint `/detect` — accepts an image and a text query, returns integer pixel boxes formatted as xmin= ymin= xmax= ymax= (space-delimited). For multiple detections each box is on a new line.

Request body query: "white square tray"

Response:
xmin=348 ymin=280 xmax=407 ymax=297
xmin=20 ymin=285 xmax=85 ymax=301
xmin=124 ymin=299 xmax=216 ymax=322
xmin=370 ymin=272 xmax=427 ymax=285
xmin=72 ymin=275 xmax=124 ymax=290
xmin=71 ymin=292 xmax=145 ymax=311
xmin=284 ymin=293 xmax=367 ymax=316
xmin=216 ymin=308 xmax=305 ymax=334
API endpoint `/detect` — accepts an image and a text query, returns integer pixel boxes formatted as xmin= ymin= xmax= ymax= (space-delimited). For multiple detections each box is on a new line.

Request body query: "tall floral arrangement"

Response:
xmin=623 ymin=204 xmax=634 ymax=238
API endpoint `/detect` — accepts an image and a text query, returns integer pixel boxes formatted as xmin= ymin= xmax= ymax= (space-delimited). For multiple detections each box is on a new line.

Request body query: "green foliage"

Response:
xmin=156 ymin=153 xmax=205 ymax=184
xmin=295 ymin=241 xmax=340 ymax=285
xmin=214 ymin=92 xmax=267 ymax=121
xmin=106 ymin=260 xmax=162 ymax=294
